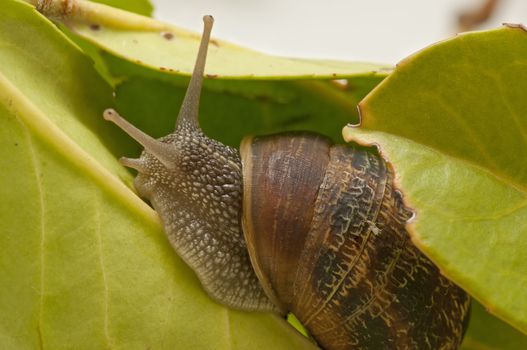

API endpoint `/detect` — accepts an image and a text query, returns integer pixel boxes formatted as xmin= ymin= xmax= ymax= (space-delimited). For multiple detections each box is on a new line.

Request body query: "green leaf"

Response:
xmin=30 ymin=0 xmax=387 ymax=145
xmin=0 ymin=1 xmax=317 ymax=349
xmin=99 ymin=53 xmax=385 ymax=147
xmin=44 ymin=0 xmax=385 ymax=147
xmin=90 ymin=0 xmax=153 ymax=16
xmin=461 ymin=301 xmax=527 ymax=350
xmin=70 ymin=0 xmax=154 ymax=81
xmin=344 ymin=26 xmax=527 ymax=335
xmin=33 ymin=0 xmax=388 ymax=79
xmin=112 ymin=77 xmax=368 ymax=148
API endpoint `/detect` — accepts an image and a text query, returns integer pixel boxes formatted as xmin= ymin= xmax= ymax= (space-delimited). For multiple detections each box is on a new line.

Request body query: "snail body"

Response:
xmin=104 ymin=16 xmax=470 ymax=350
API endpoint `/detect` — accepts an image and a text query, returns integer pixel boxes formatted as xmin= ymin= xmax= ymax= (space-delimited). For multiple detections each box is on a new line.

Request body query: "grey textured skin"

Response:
xmin=133 ymin=126 xmax=276 ymax=311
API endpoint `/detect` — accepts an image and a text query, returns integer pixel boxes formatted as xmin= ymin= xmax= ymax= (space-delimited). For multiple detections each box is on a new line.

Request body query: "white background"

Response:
xmin=151 ymin=0 xmax=527 ymax=65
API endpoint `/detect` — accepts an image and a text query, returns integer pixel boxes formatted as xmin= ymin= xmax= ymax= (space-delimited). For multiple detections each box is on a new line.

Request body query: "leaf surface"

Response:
xmin=461 ymin=301 xmax=527 ymax=350
xmin=91 ymin=0 xmax=153 ymax=16
xmin=34 ymin=0 xmax=388 ymax=79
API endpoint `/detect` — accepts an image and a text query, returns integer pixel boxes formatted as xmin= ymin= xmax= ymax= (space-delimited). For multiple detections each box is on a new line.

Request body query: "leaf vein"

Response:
xmin=23 ymin=125 xmax=46 ymax=350
xmin=94 ymin=191 xmax=112 ymax=348
xmin=430 ymin=93 xmax=500 ymax=170
xmin=223 ymin=309 xmax=232 ymax=350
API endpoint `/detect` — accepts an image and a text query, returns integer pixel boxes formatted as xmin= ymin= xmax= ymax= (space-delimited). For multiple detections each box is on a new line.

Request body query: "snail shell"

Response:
xmin=104 ymin=16 xmax=471 ymax=350
xmin=241 ymin=134 xmax=470 ymax=349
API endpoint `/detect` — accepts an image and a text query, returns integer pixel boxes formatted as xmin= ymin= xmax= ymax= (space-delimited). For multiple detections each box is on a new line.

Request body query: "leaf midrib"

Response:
xmin=22 ymin=121 xmax=46 ymax=350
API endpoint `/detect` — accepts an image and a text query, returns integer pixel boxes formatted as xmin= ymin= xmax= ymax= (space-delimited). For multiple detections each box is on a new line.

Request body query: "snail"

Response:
xmin=103 ymin=16 xmax=471 ymax=350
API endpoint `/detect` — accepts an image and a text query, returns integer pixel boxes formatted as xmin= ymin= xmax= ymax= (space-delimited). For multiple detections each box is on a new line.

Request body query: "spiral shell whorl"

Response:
xmin=241 ymin=134 xmax=470 ymax=350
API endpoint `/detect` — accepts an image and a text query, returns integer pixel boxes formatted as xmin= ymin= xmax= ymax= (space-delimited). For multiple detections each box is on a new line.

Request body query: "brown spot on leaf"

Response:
xmin=89 ymin=24 xmax=101 ymax=31
xmin=161 ymin=32 xmax=175 ymax=40
xmin=210 ymin=39 xmax=220 ymax=47
xmin=160 ymin=67 xmax=167 ymax=71
xmin=206 ymin=74 xmax=218 ymax=79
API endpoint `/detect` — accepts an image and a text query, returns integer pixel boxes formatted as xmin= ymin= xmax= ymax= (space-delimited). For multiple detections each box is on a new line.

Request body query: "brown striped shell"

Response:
xmin=241 ymin=133 xmax=471 ymax=350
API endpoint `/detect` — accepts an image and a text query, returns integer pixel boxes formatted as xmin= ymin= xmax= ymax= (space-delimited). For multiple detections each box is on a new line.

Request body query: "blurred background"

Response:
xmin=151 ymin=0 xmax=527 ymax=64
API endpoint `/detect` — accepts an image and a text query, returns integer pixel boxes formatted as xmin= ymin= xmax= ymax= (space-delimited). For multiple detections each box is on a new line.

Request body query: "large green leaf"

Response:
xmin=345 ymin=26 xmax=527 ymax=335
xmin=99 ymin=51 xmax=384 ymax=146
xmin=28 ymin=0 xmax=387 ymax=145
xmin=0 ymin=1 xmax=316 ymax=349
xmin=28 ymin=0 xmax=387 ymax=79
xmin=111 ymin=77 xmax=369 ymax=148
